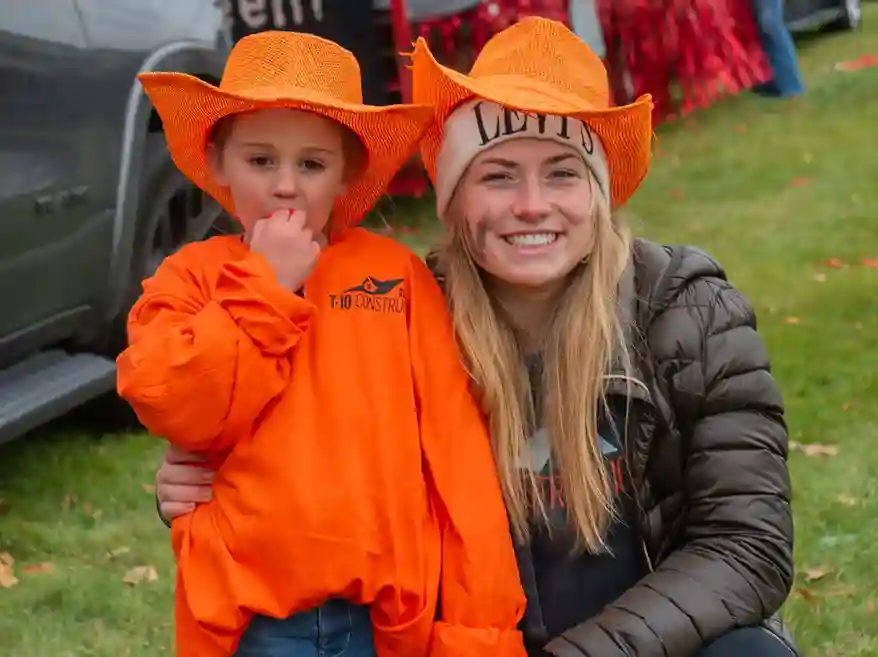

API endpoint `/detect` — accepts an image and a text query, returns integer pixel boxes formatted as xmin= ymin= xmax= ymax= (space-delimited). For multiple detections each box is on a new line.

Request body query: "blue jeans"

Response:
xmin=751 ymin=0 xmax=805 ymax=96
xmin=235 ymin=599 xmax=376 ymax=657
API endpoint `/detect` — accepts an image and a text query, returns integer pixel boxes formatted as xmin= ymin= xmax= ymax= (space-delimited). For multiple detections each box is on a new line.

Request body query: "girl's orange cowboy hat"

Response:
xmin=138 ymin=31 xmax=433 ymax=227
xmin=411 ymin=16 xmax=654 ymax=208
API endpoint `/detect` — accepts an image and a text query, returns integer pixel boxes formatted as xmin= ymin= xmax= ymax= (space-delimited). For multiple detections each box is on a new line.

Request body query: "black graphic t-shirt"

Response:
xmin=518 ymin=361 xmax=647 ymax=651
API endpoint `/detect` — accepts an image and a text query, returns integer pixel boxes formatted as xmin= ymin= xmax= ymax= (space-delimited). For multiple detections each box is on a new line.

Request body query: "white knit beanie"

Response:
xmin=433 ymin=99 xmax=610 ymax=220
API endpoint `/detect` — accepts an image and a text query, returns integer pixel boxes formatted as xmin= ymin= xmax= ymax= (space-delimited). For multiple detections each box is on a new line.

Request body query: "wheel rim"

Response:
xmin=145 ymin=171 xmax=229 ymax=276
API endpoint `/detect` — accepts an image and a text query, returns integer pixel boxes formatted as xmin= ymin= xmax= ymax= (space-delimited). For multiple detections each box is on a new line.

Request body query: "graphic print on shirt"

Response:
xmin=523 ymin=426 xmax=628 ymax=512
xmin=328 ymin=276 xmax=406 ymax=314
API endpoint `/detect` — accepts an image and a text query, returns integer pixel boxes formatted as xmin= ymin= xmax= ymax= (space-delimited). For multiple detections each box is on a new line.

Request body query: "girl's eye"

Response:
xmin=301 ymin=159 xmax=326 ymax=172
xmin=248 ymin=156 xmax=272 ymax=167
xmin=550 ymin=169 xmax=578 ymax=179
xmin=480 ymin=172 xmax=513 ymax=183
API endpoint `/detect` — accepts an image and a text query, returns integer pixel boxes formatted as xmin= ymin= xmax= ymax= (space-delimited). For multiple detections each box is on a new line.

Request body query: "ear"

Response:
xmin=206 ymin=143 xmax=228 ymax=186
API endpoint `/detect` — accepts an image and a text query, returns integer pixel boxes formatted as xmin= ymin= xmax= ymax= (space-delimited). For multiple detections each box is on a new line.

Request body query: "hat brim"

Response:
xmin=138 ymin=72 xmax=433 ymax=228
xmin=410 ymin=39 xmax=654 ymax=208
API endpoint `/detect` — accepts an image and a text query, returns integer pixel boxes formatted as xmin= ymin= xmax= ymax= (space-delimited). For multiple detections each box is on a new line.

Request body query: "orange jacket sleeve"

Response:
xmin=406 ymin=255 xmax=528 ymax=657
xmin=116 ymin=240 xmax=315 ymax=455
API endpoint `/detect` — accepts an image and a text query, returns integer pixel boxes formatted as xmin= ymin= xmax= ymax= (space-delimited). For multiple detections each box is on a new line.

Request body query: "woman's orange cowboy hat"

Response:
xmin=138 ymin=31 xmax=433 ymax=227
xmin=411 ymin=16 xmax=654 ymax=208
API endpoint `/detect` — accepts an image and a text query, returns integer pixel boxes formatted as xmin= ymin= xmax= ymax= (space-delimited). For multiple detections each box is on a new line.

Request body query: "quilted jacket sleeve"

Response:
xmin=407 ymin=253 xmax=528 ymax=657
xmin=117 ymin=240 xmax=315 ymax=455
xmin=545 ymin=247 xmax=794 ymax=657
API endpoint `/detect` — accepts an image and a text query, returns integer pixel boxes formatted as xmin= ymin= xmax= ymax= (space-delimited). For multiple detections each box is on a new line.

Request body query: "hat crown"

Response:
xmin=219 ymin=31 xmax=363 ymax=104
xmin=468 ymin=17 xmax=610 ymax=109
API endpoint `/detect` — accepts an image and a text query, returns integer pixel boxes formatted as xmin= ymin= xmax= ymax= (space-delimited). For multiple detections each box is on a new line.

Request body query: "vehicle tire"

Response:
xmin=827 ymin=0 xmax=862 ymax=31
xmin=102 ymin=132 xmax=232 ymax=355
xmin=92 ymin=132 xmax=233 ymax=429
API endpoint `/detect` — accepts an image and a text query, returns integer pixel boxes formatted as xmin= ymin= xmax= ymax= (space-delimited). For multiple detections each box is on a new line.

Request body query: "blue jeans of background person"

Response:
xmin=235 ymin=599 xmax=376 ymax=657
xmin=696 ymin=626 xmax=797 ymax=657
xmin=751 ymin=0 xmax=805 ymax=96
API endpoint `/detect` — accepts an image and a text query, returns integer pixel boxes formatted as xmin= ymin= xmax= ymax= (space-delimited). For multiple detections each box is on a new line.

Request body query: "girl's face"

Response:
xmin=208 ymin=108 xmax=349 ymax=236
xmin=452 ymin=138 xmax=598 ymax=294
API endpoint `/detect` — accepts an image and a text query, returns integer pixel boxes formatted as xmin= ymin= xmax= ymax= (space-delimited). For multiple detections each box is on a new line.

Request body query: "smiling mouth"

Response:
xmin=503 ymin=232 xmax=560 ymax=247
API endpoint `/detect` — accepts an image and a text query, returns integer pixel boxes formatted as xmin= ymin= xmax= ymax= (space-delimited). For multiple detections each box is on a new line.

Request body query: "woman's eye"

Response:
xmin=550 ymin=169 xmax=578 ymax=179
xmin=481 ymin=172 xmax=512 ymax=183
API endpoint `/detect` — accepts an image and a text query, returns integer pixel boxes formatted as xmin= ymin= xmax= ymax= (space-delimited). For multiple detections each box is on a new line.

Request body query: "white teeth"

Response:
xmin=504 ymin=233 xmax=558 ymax=246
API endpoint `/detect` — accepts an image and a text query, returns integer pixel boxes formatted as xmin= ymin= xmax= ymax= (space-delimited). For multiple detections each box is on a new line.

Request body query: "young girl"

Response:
xmin=117 ymin=31 xmax=527 ymax=657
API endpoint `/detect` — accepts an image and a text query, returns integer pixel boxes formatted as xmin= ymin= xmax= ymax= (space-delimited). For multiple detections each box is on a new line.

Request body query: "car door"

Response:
xmin=0 ymin=1 xmax=103 ymax=346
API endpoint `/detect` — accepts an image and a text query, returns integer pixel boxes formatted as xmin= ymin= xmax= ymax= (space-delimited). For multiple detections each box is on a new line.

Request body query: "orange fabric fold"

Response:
xmin=117 ymin=230 xmax=526 ymax=656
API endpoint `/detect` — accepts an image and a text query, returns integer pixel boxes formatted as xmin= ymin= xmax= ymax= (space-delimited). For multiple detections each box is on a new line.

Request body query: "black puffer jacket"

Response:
xmin=540 ymin=239 xmax=796 ymax=657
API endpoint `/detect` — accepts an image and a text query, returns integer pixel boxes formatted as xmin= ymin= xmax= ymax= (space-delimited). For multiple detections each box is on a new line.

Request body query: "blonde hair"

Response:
xmin=438 ymin=173 xmax=633 ymax=553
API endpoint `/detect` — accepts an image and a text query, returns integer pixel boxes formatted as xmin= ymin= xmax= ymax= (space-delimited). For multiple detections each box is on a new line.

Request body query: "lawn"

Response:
xmin=1 ymin=13 xmax=877 ymax=656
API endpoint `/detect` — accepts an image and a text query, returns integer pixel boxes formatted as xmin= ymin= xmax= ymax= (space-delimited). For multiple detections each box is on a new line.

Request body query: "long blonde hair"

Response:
xmin=438 ymin=173 xmax=633 ymax=553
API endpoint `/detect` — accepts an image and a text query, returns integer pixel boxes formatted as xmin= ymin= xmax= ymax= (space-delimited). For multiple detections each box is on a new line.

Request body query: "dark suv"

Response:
xmin=0 ymin=1 xmax=232 ymax=444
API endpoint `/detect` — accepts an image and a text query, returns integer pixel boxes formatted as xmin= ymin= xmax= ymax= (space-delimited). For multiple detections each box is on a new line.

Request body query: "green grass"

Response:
xmin=2 ymin=15 xmax=877 ymax=655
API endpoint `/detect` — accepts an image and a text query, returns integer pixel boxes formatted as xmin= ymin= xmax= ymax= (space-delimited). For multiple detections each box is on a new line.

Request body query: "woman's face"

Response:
xmin=452 ymin=138 xmax=597 ymax=291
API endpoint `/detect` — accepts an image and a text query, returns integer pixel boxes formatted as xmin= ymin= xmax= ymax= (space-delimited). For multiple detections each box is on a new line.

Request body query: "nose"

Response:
xmin=511 ymin=176 xmax=552 ymax=222
xmin=273 ymin=164 xmax=299 ymax=198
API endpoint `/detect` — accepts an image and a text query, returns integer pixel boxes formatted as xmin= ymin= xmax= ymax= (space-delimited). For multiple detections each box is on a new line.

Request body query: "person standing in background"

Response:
xmin=750 ymin=0 xmax=805 ymax=96
xmin=568 ymin=0 xmax=606 ymax=59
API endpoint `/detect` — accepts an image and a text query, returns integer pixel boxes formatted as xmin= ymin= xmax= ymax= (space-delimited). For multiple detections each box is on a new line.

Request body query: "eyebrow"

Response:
xmin=545 ymin=154 xmax=580 ymax=165
xmin=479 ymin=153 xmax=581 ymax=168
xmin=238 ymin=142 xmax=338 ymax=155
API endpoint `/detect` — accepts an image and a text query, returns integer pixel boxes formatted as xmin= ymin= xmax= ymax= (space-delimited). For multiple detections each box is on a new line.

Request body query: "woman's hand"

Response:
xmin=156 ymin=445 xmax=215 ymax=522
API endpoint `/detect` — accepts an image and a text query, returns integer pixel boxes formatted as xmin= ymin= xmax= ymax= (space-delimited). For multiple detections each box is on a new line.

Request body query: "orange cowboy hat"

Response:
xmin=410 ymin=16 xmax=654 ymax=211
xmin=138 ymin=31 xmax=433 ymax=227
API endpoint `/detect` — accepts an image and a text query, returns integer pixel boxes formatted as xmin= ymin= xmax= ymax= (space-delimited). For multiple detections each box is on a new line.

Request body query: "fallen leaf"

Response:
xmin=784 ymin=316 xmax=801 ymax=325
xmin=795 ymin=587 xmax=818 ymax=605
xmin=825 ymin=585 xmax=856 ymax=597
xmin=789 ymin=442 xmax=839 ymax=457
xmin=669 ymin=188 xmax=684 ymax=199
xmin=108 ymin=546 xmax=131 ymax=560
xmin=841 ymin=401 xmax=855 ymax=411
xmin=0 ymin=552 xmax=18 ymax=589
xmin=860 ymin=257 xmax=878 ymax=269
xmin=826 ymin=257 xmax=845 ymax=268
xmin=735 ymin=123 xmax=747 ymax=133
xmin=0 ymin=498 xmax=9 ymax=515
xmin=834 ymin=54 xmax=878 ymax=72
xmin=803 ymin=153 xmax=813 ymax=164
xmin=804 ymin=566 xmax=832 ymax=582
xmin=868 ymin=598 xmax=875 ymax=615
xmin=789 ymin=176 xmax=810 ymax=188
xmin=141 ymin=483 xmax=156 ymax=494
xmin=123 ymin=565 xmax=159 ymax=586
xmin=22 ymin=562 xmax=55 ymax=575
xmin=804 ymin=443 xmax=839 ymax=457
xmin=836 ymin=494 xmax=859 ymax=507
xmin=811 ymin=272 xmax=827 ymax=283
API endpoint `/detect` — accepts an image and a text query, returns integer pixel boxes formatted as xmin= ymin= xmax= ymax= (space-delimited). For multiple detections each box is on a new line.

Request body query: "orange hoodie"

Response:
xmin=117 ymin=228 xmax=527 ymax=657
